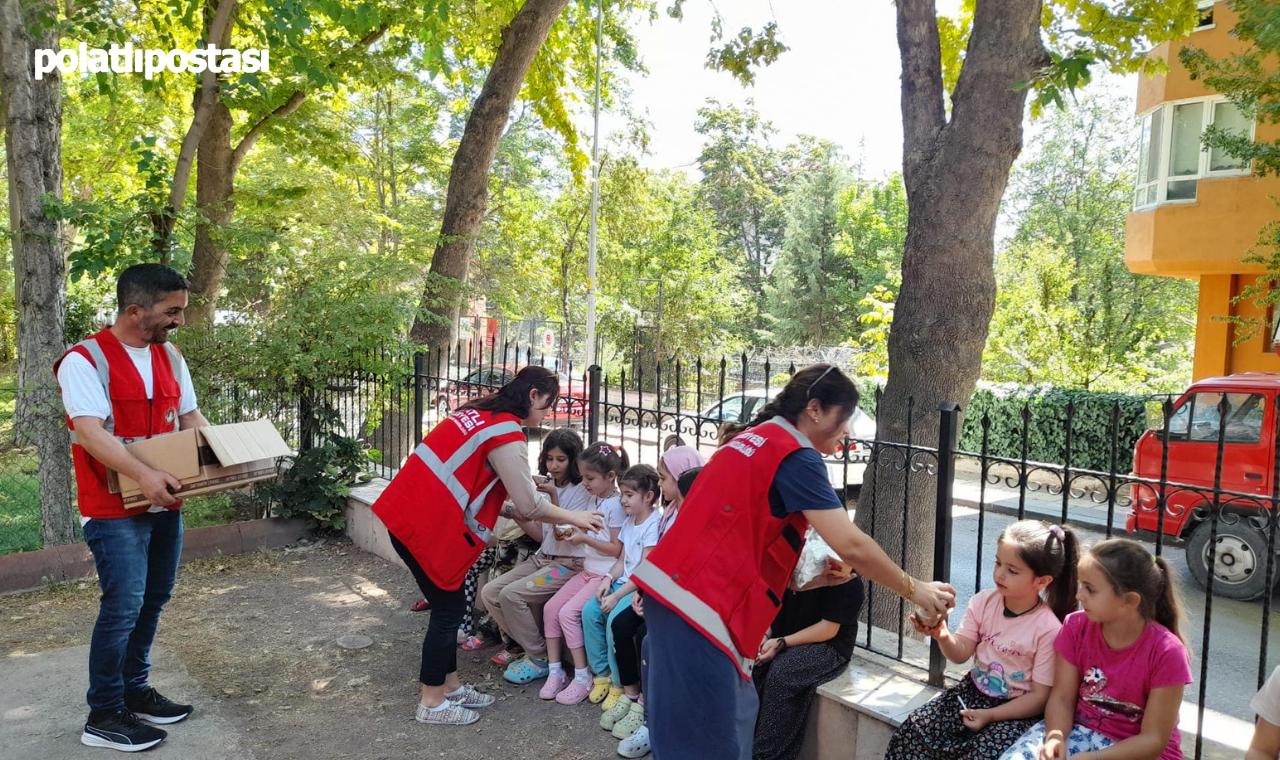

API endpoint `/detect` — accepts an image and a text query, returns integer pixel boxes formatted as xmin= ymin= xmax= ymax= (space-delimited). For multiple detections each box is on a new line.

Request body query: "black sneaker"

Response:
xmin=81 ymin=710 xmax=167 ymax=752
xmin=124 ymin=687 xmax=193 ymax=725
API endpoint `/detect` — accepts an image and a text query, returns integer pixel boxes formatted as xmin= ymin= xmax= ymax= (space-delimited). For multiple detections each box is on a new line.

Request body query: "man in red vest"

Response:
xmin=55 ymin=264 xmax=210 ymax=753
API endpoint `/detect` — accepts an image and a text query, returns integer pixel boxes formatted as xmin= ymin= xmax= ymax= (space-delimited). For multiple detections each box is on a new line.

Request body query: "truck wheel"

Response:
xmin=1186 ymin=519 xmax=1275 ymax=601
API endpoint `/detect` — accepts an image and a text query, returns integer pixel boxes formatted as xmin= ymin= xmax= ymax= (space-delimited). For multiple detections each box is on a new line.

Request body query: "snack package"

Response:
xmin=791 ymin=531 xmax=852 ymax=588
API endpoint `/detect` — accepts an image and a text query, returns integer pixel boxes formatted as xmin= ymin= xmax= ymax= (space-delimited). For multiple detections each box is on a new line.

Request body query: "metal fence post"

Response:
xmin=929 ymin=402 xmax=961 ymax=687
xmin=588 ymin=365 xmax=602 ymax=444
xmin=413 ymin=351 xmax=426 ymax=440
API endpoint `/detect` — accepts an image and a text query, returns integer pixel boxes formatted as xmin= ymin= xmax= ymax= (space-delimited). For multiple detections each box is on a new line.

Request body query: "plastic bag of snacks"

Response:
xmin=791 ymin=531 xmax=853 ymax=588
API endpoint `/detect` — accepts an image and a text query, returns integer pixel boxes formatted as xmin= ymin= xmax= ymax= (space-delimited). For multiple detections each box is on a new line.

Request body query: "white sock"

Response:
xmin=548 ymin=662 xmax=565 ymax=678
xmin=444 ymin=685 xmax=466 ymax=697
xmin=428 ymin=700 xmax=450 ymax=712
xmin=574 ymin=669 xmax=592 ymax=685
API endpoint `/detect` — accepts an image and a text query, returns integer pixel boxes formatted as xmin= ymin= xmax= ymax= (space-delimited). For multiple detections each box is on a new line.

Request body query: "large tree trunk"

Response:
xmin=0 ymin=0 xmax=76 ymax=546
xmin=855 ymin=0 xmax=1048 ymax=628
xmin=186 ymin=98 xmax=235 ymax=327
xmin=409 ymin=0 xmax=572 ymax=352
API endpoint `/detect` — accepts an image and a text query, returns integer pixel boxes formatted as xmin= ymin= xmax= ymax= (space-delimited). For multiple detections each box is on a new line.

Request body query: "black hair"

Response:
xmin=579 ymin=440 xmax=630 ymax=479
xmin=722 ymin=363 xmax=859 ymax=439
xmin=676 ymin=466 xmax=702 ymax=498
xmin=117 ymin=263 xmax=190 ymax=312
xmin=539 ymin=427 xmax=583 ymax=485
xmin=459 ymin=366 xmax=559 ymax=420
xmin=619 ymin=464 xmax=660 ymax=505
xmin=999 ymin=520 xmax=1080 ymax=621
xmin=1089 ymin=539 xmax=1187 ymax=646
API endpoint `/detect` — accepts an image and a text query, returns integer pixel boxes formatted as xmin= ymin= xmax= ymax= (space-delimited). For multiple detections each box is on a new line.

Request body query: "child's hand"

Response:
xmin=756 ymin=638 xmax=782 ymax=664
xmin=596 ymin=577 xmax=612 ymax=601
xmin=565 ymin=530 xmax=590 ymax=546
xmin=1037 ymin=736 xmax=1067 ymax=760
xmin=601 ymin=593 xmax=619 ymax=613
xmin=960 ymin=708 xmax=992 ymax=732
xmin=910 ymin=613 xmax=944 ymax=637
xmin=535 ymin=480 xmax=556 ymax=496
xmin=632 ymin=594 xmax=644 ymax=617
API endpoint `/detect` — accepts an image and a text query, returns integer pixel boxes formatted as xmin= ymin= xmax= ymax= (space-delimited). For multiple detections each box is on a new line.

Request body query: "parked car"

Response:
xmin=689 ymin=388 xmax=876 ymax=498
xmin=433 ymin=366 xmax=586 ymax=420
xmin=1128 ymin=373 xmax=1280 ymax=600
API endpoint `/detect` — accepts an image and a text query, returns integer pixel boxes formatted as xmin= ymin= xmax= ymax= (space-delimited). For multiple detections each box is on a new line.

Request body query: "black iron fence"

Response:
xmin=324 ymin=346 xmax=1269 ymax=758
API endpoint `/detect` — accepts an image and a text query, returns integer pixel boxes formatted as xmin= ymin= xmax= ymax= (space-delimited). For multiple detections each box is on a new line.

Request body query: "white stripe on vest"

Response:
xmin=411 ymin=419 xmax=523 ymax=543
xmin=631 ymin=560 xmax=755 ymax=677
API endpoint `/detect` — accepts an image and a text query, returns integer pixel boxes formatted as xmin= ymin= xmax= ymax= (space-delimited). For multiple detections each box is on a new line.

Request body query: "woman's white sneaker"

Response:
xmin=446 ymin=685 xmax=495 ymax=709
xmin=415 ymin=701 xmax=479 ymax=726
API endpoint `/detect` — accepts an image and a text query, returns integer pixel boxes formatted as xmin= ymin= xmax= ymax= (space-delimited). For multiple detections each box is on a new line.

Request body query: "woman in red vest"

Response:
xmin=632 ymin=364 xmax=956 ymax=759
xmin=373 ymin=366 xmax=603 ymax=727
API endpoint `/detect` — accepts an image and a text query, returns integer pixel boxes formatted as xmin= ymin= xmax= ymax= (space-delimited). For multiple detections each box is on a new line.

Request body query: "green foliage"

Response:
xmin=959 ymin=384 xmax=1151 ymax=472
xmin=262 ymin=409 xmax=372 ymax=533
xmin=985 ymin=87 xmax=1195 ymax=392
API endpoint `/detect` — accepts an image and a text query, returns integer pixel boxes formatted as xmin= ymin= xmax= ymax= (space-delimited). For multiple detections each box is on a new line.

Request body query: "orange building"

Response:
xmin=1124 ymin=0 xmax=1280 ymax=379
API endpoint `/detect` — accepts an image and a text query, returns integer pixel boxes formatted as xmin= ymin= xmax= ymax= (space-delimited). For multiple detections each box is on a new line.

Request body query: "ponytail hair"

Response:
xmin=1000 ymin=520 xmax=1080 ymax=621
xmin=619 ymin=464 xmax=661 ymax=505
xmin=579 ymin=440 xmax=630 ymax=479
xmin=718 ymin=364 xmax=859 ymax=440
xmin=1089 ymin=539 xmax=1187 ymax=646
xmin=459 ymin=366 xmax=559 ymax=420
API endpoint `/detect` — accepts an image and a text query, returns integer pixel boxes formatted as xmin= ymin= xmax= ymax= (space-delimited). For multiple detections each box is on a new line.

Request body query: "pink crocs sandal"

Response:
xmin=554 ymin=678 xmax=593 ymax=705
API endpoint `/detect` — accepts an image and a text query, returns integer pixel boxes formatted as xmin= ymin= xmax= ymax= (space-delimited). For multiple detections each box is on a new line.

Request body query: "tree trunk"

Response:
xmin=0 ymin=0 xmax=76 ymax=546
xmin=185 ymin=98 xmax=235 ymax=327
xmin=409 ymin=0 xmax=572 ymax=352
xmin=855 ymin=0 xmax=1047 ymax=628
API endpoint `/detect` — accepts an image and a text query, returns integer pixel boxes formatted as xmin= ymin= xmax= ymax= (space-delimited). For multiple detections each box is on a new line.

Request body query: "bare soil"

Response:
xmin=0 ymin=539 xmax=625 ymax=760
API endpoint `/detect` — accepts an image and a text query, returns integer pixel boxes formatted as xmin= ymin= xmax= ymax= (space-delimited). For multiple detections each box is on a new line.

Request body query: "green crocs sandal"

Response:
xmin=601 ymin=697 xmax=633 ymax=731
xmin=612 ymin=701 xmax=645 ymax=739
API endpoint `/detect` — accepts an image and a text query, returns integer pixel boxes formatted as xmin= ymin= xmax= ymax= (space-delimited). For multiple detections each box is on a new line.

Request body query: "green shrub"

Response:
xmin=262 ymin=409 xmax=372 ymax=533
xmin=959 ymin=384 xmax=1150 ymax=473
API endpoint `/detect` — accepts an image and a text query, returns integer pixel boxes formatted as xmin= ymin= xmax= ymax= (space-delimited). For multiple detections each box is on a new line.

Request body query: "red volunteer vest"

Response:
xmin=53 ymin=328 xmax=185 ymax=519
xmin=372 ymin=408 xmax=528 ymax=591
xmin=632 ymin=418 xmax=811 ymax=680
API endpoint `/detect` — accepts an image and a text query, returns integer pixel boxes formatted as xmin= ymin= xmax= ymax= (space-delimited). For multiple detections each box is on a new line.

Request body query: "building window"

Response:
xmin=1133 ymin=96 xmax=1254 ymax=210
xmin=1196 ymin=0 xmax=1215 ymax=29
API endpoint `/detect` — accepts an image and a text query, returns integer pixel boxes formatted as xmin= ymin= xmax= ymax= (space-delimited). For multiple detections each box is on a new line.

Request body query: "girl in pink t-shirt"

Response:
xmin=886 ymin=520 xmax=1080 ymax=760
xmin=998 ymin=539 xmax=1193 ymax=760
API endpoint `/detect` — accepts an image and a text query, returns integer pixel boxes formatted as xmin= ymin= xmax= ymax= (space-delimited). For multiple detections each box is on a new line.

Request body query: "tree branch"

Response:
xmin=230 ymin=23 xmax=389 ymax=175
xmin=896 ymin=0 xmax=947 ymax=173
xmin=152 ymin=0 xmax=238 ymax=258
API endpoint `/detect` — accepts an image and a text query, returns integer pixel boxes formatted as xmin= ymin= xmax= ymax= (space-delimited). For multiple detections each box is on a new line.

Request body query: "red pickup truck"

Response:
xmin=1128 ymin=373 xmax=1279 ymax=600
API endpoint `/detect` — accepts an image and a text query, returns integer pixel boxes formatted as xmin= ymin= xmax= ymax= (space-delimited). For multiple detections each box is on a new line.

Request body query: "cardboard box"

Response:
xmin=108 ymin=419 xmax=291 ymax=509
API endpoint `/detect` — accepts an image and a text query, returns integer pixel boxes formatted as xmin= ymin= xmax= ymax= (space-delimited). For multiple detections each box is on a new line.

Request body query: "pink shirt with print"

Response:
xmin=955 ymin=588 xmax=1062 ymax=699
xmin=1055 ymin=611 xmax=1193 ymax=760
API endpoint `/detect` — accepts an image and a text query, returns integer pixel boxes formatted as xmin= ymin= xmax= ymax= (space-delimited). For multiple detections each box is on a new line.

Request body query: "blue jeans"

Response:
xmin=83 ymin=510 xmax=183 ymax=712
xmin=582 ymin=580 xmax=634 ymax=684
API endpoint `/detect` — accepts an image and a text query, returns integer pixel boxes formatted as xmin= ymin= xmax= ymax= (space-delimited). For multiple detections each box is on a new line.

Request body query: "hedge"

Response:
xmin=957 ymin=385 xmax=1154 ymax=473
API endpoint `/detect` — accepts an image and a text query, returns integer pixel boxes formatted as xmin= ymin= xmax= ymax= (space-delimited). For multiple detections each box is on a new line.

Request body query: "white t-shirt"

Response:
xmin=1253 ymin=666 xmax=1280 ymax=727
xmin=582 ymin=493 xmax=626 ymax=576
xmin=540 ymin=481 xmax=592 ymax=558
xmin=619 ymin=509 xmax=662 ymax=581
xmin=57 ymin=340 xmax=199 ymax=523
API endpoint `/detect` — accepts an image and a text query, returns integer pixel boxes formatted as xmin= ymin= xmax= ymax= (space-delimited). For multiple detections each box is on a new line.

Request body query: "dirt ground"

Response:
xmin=0 ymin=539 xmax=626 ymax=760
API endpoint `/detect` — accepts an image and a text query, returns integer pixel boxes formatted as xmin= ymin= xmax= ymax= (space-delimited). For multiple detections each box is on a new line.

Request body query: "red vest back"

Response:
xmin=633 ymin=418 xmax=811 ymax=680
xmin=372 ymin=408 xmax=527 ymax=591
xmin=53 ymin=328 xmax=185 ymax=520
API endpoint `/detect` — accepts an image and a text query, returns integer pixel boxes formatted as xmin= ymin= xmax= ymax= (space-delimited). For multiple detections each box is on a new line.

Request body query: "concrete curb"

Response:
xmin=0 ymin=517 xmax=312 ymax=595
